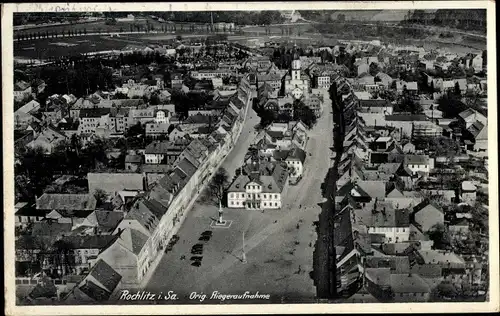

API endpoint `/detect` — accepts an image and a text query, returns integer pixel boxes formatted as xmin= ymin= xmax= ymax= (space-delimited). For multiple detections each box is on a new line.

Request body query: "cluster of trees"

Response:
xmin=28 ymin=58 xmax=113 ymax=98
xmin=393 ymin=88 xmax=423 ymax=114
xmin=171 ymin=89 xmax=213 ymax=119
xmin=16 ymin=28 xmax=89 ymax=41
xmin=403 ymin=9 xmax=486 ymax=33
xmin=154 ymin=11 xmax=284 ymax=26
xmin=254 ymin=99 xmax=317 ymax=129
xmin=15 ymin=136 xmax=114 ymax=203
xmin=204 ymin=168 xmax=230 ymax=206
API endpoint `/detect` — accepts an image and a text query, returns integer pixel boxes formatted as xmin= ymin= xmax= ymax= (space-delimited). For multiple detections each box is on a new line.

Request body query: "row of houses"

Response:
xmin=15 ymin=77 xmax=254 ymax=303
xmin=331 ymin=73 xmax=487 ymax=301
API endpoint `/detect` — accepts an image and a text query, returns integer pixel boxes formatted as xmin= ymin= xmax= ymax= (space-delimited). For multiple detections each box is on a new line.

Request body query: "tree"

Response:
xmin=427 ymin=223 xmax=452 ymax=250
xmin=93 ymin=188 xmax=108 ymax=207
xmin=207 ymin=168 xmax=229 ymax=206
xmin=369 ymin=62 xmax=380 ymax=76
xmin=52 ymin=239 xmax=76 ymax=277
xmin=454 ymin=81 xmax=461 ymax=97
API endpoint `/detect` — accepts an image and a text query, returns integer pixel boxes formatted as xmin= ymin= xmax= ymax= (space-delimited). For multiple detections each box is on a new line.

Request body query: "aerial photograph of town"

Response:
xmin=8 ymin=6 xmax=493 ymax=307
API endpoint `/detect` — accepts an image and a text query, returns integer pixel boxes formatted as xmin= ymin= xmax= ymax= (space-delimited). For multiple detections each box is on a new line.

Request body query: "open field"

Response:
xmin=14 ymin=35 xmax=132 ymax=59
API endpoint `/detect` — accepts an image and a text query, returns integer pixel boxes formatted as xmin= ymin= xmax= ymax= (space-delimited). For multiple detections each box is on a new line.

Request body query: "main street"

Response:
xmin=144 ymin=91 xmax=334 ymax=303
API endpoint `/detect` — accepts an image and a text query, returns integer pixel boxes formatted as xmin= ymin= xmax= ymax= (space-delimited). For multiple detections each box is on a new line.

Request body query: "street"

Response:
xmin=144 ymin=93 xmax=334 ymax=303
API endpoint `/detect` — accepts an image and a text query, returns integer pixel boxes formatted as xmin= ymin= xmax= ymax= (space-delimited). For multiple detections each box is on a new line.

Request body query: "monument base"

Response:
xmin=210 ymin=219 xmax=232 ymax=229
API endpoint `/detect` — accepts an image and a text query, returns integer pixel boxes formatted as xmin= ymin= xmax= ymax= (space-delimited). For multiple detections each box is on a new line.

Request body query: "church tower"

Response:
xmin=291 ymin=57 xmax=301 ymax=81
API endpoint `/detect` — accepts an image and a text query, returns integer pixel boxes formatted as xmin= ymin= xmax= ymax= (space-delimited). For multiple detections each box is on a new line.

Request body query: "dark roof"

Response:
xmin=88 ymin=259 xmax=122 ymax=293
xmin=79 ymin=279 xmax=112 ymax=301
xmin=36 ymin=194 xmax=97 ymax=211
xmin=79 ymin=108 xmax=112 ymax=118
xmin=273 ymin=149 xmax=289 ymax=161
xmin=31 ymin=221 xmax=72 ymax=237
xmin=29 ymin=278 xmax=58 ymax=299
xmin=145 ymin=140 xmax=177 ymax=154
xmin=370 ymin=152 xmax=389 ymax=164
xmin=395 ymin=209 xmax=411 ymax=226
xmin=386 ymin=114 xmax=428 ymax=122
xmin=142 ymin=198 xmax=167 ymax=219
xmin=359 ymin=99 xmax=391 ymax=107
xmin=15 ymin=203 xmax=47 ymax=217
xmin=176 ymin=158 xmax=197 ymax=178
xmin=287 ymin=147 xmax=306 ymax=163
xmin=140 ymin=164 xmax=172 ymax=173
xmin=333 ymin=206 xmax=355 ymax=262
xmin=92 ymin=210 xmax=124 ymax=232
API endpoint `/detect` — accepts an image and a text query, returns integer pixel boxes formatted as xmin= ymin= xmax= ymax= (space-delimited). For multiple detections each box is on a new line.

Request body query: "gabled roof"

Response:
xmin=413 ymin=200 xmax=443 ymax=215
xmin=118 ymin=227 xmax=149 ymax=255
xmin=125 ymin=200 xmax=159 ymax=234
xmin=88 ymin=259 xmax=122 ymax=293
xmin=85 ymin=210 xmax=125 ymax=232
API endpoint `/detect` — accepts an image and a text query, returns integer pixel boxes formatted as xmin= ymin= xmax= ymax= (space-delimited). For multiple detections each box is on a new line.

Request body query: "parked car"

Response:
xmin=191 ymin=249 xmax=203 ymax=255
xmin=190 ymin=256 xmax=203 ymax=261
xmin=199 ymin=235 xmax=211 ymax=242
xmin=191 ymin=261 xmax=202 ymax=267
xmin=201 ymin=231 xmax=213 ymax=237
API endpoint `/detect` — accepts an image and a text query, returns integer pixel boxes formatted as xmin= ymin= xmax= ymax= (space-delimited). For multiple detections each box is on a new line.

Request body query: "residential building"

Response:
xmin=412 ymin=201 xmax=444 ymax=233
xmin=36 ymin=193 xmax=97 ymax=226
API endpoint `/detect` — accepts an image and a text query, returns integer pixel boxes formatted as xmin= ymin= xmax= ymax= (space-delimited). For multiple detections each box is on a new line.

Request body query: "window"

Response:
xmin=275 ymin=203 xmax=278 ymax=206
xmin=230 ymin=193 xmax=233 ymax=199
xmin=264 ymin=202 xmax=267 ymax=206
xmin=231 ymin=201 xmax=234 ymax=205
xmin=274 ymin=194 xmax=278 ymax=199
xmin=263 ymin=194 xmax=267 ymax=199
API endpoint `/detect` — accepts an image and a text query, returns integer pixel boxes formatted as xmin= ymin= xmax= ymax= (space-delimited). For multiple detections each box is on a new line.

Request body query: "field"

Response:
xmin=14 ymin=35 xmax=134 ymax=59
xmin=14 ymin=18 xmax=178 ymax=38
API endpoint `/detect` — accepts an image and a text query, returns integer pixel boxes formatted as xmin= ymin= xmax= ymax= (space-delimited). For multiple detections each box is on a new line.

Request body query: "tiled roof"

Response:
xmin=176 ymin=158 xmax=198 ymax=178
xmin=404 ymin=155 xmax=429 ymax=165
xmin=31 ymin=222 xmax=72 ymax=237
xmin=145 ymin=140 xmax=177 ymax=154
xmin=88 ymin=259 xmax=122 ymax=293
xmin=390 ymin=274 xmax=430 ymax=293
xmin=29 ymin=278 xmax=58 ymax=299
xmin=385 ymin=114 xmax=427 ymax=122
xmin=125 ymin=201 xmax=159 ymax=234
xmin=79 ymin=280 xmax=112 ymax=301
xmin=85 ymin=210 xmax=124 ymax=232
xmin=119 ymin=227 xmax=149 ymax=255
xmin=36 ymin=194 xmax=97 ymax=211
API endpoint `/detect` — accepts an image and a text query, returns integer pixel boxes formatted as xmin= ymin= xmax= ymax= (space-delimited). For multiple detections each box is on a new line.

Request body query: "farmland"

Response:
xmin=14 ymin=35 xmax=133 ymax=59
